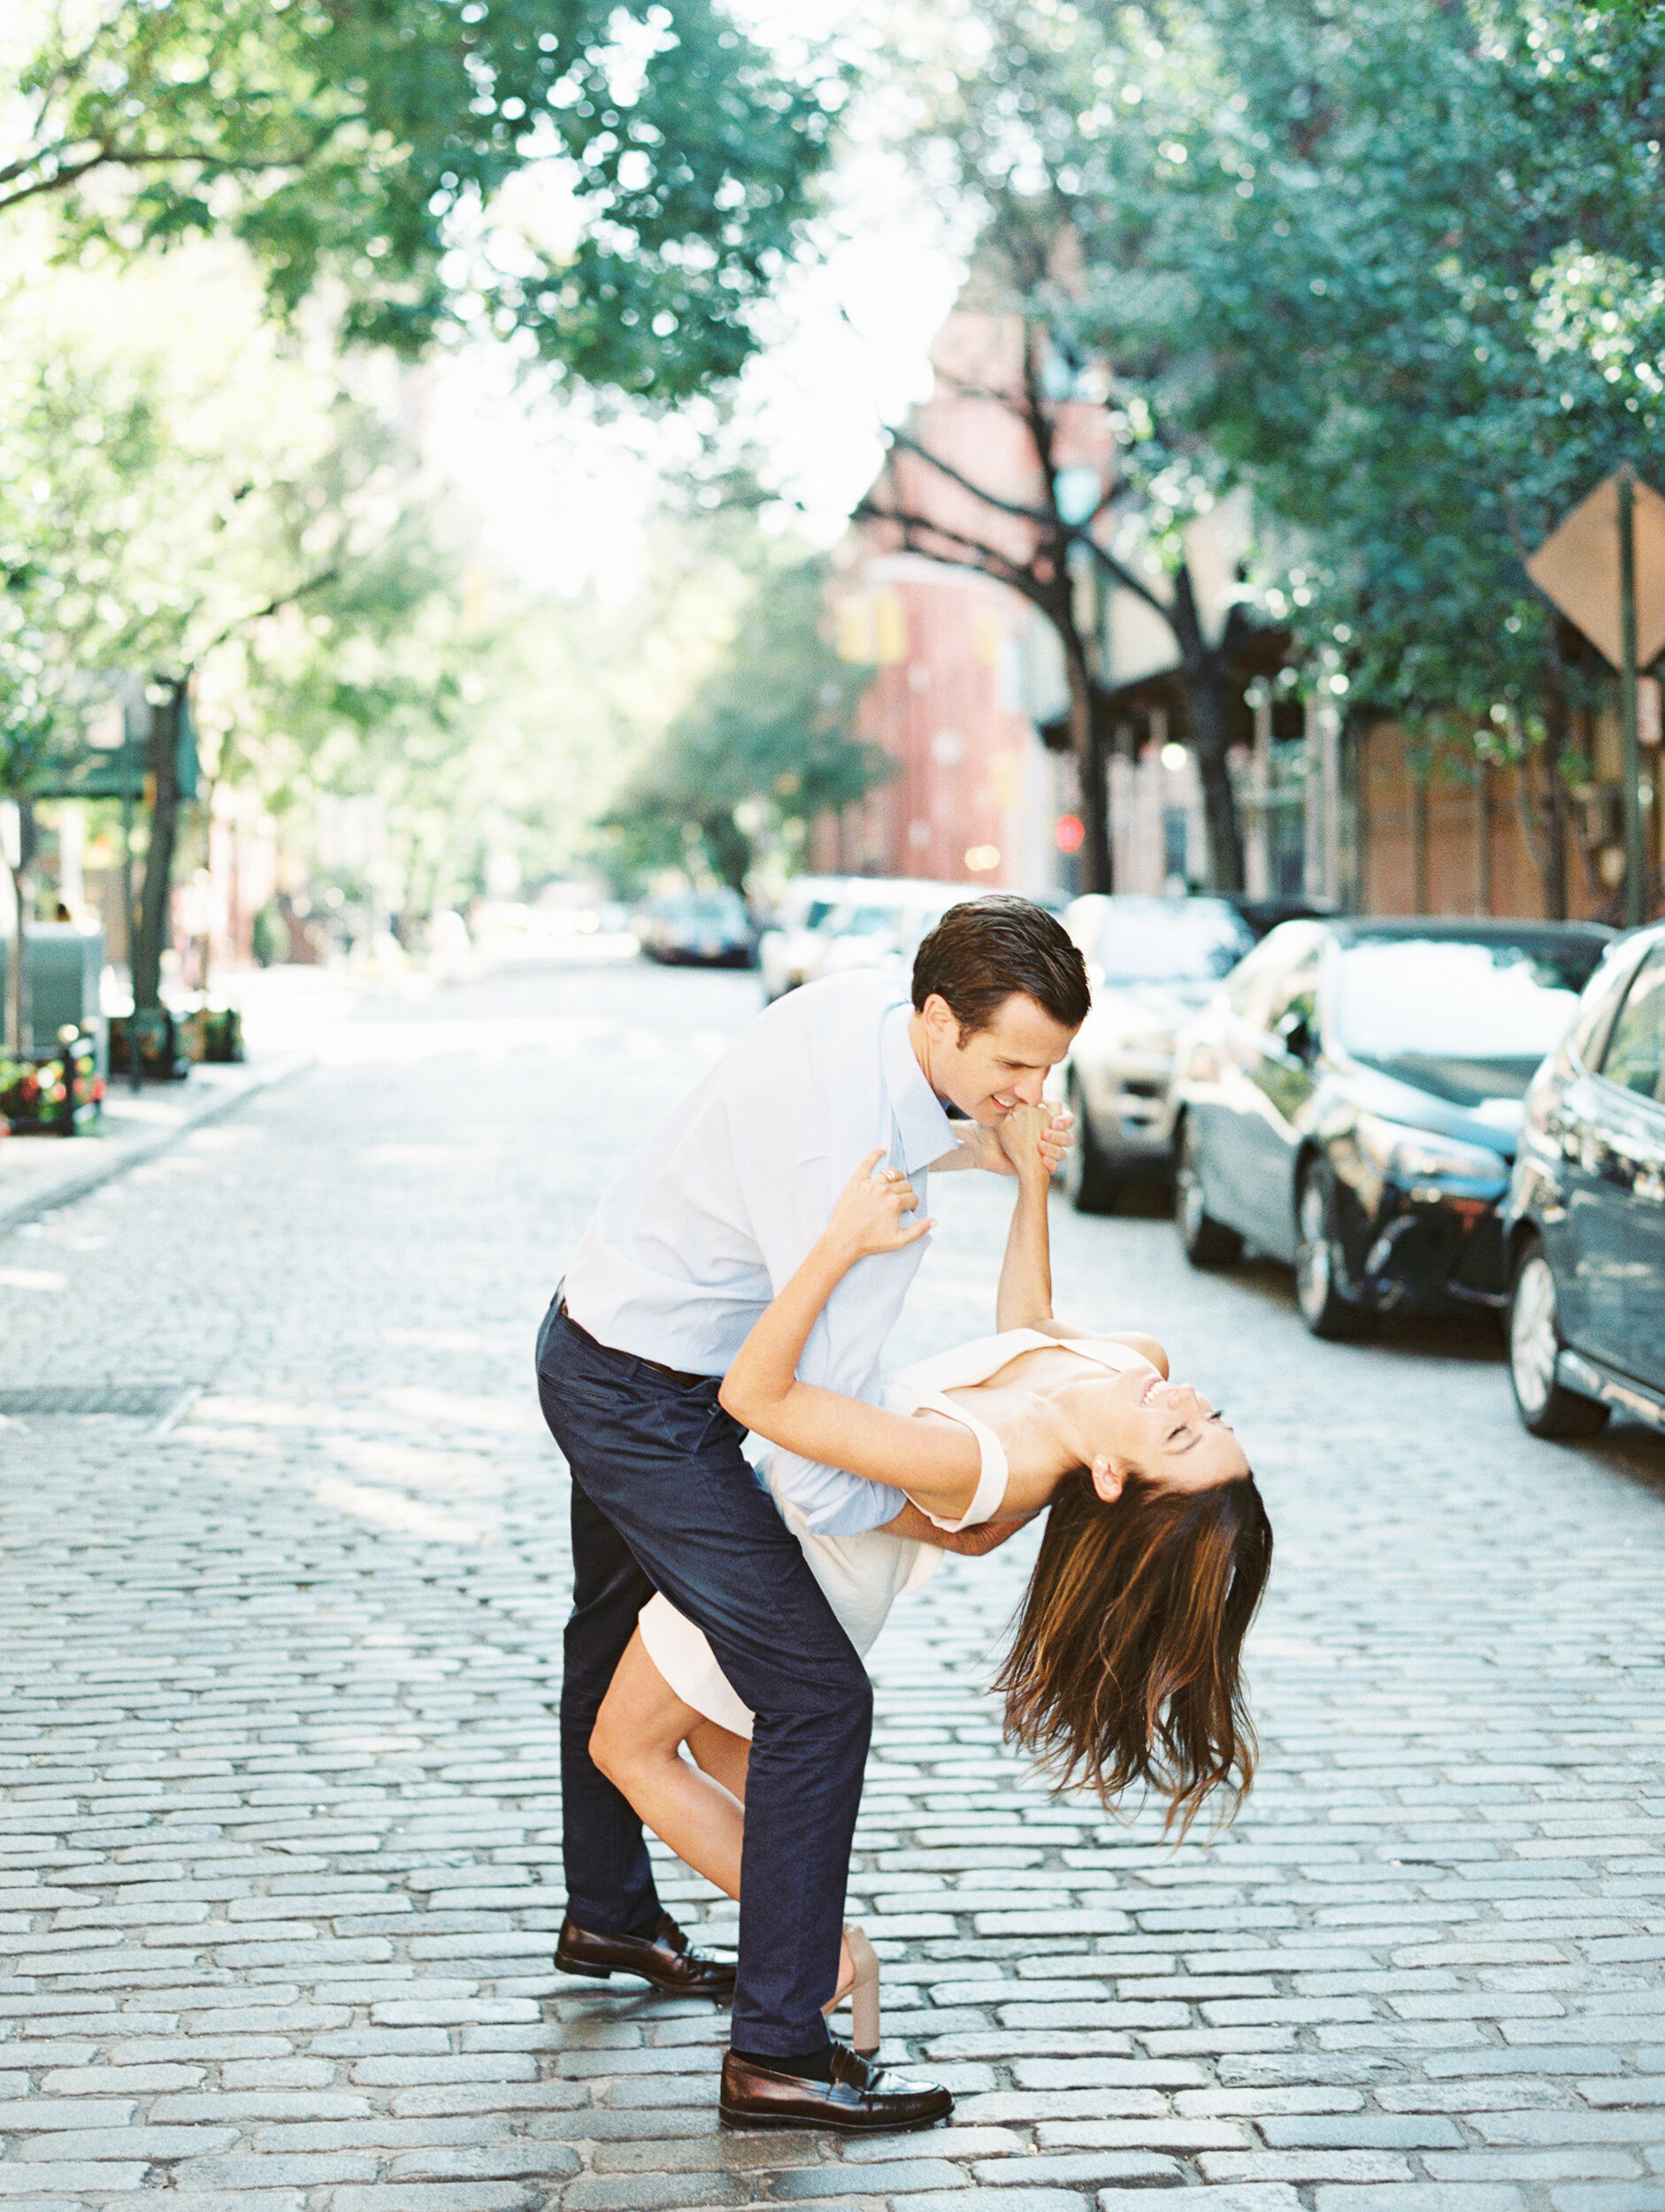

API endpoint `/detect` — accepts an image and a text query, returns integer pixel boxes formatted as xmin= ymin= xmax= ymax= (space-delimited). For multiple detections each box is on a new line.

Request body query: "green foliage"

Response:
xmin=1 ymin=0 xmax=835 ymax=398
xmin=1141 ymin=0 xmax=1665 ymax=733
xmin=0 ymin=247 xmax=362 ymax=792
xmin=920 ymin=0 xmax=1665 ymax=881
xmin=604 ymin=550 xmax=884 ymax=892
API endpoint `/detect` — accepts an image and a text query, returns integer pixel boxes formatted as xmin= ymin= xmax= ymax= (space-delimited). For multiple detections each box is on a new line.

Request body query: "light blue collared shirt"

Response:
xmin=564 ymin=971 xmax=957 ymax=1534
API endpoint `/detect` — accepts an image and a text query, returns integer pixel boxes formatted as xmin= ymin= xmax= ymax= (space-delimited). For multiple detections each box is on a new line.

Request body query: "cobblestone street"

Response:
xmin=4 ymin=957 xmax=1665 ymax=2212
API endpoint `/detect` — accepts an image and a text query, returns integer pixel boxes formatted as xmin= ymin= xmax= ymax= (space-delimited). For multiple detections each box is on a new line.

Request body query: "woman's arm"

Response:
xmin=988 ymin=1108 xmax=1169 ymax=1372
xmin=717 ymin=1153 xmax=984 ymax=1522
xmin=994 ymin=1104 xmax=1055 ymax=1332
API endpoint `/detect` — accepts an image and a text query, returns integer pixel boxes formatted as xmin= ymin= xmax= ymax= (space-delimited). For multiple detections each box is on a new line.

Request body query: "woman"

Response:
xmin=589 ymin=1103 xmax=1272 ymax=2049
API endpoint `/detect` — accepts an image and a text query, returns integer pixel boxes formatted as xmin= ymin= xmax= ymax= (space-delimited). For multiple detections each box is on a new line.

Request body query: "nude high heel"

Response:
xmin=843 ymin=1924 xmax=881 ymax=2056
xmin=822 ymin=1921 xmax=881 ymax=2054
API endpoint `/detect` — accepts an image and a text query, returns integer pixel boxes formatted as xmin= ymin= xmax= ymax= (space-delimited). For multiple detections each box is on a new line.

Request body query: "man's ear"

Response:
xmin=921 ymin=992 xmax=957 ymax=1042
xmin=1090 ymin=1454 xmax=1124 ymax=1505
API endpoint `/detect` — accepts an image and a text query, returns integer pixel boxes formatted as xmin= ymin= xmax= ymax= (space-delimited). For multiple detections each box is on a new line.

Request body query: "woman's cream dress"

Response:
xmin=635 ymin=1329 xmax=1149 ymax=1739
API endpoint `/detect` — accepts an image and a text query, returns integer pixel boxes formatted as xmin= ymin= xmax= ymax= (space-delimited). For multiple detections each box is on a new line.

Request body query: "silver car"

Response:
xmin=757 ymin=877 xmax=855 ymax=1003
xmin=1057 ymin=894 xmax=1255 ymax=1211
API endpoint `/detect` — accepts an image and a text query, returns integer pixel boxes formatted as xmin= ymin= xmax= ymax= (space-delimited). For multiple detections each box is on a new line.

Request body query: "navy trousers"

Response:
xmin=535 ymin=1296 xmax=873 ymax=2056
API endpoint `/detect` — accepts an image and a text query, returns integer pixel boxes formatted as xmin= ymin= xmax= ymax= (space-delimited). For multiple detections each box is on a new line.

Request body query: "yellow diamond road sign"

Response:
xmin=1526 ymin=468 xmax=1665 ymax=670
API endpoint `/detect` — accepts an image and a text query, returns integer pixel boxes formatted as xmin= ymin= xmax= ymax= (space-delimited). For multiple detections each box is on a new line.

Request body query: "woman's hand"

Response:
xmin=996 ymin=1102 xmax=1063 ymax=1187
xmin=823 ymin=1149 xmax=934 ymax=1263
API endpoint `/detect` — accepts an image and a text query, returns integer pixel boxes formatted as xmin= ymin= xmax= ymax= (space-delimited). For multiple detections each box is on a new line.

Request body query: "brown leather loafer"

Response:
xmin=555 ymin=1911 xmax=735 ymax=1998
xmin=718 ymin=2039 xmax=953 ymax=2131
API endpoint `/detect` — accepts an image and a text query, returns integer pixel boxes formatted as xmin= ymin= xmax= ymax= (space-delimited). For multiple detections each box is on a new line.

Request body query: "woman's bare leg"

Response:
xmin=592 ymin=1632 xmax=855 ymax=2006
xmin=591 ymin=1632 xmax=747 ymax=1900
xmin=687 ymin=1719 xmax=748 ymax=1801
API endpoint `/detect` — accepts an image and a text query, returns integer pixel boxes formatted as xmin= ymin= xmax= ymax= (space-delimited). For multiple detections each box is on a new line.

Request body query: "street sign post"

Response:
xmin=1526 ymin=466 xmax=1665 ymax=928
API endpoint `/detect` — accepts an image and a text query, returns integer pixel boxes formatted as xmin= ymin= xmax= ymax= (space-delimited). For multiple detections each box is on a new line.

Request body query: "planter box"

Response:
xmin=106 ymin=1009 xmax=191 ymax=1082
xmin=0 ymin=1033 xmax=104 ymax=1137
xmin=178 ymin=1004 xmax=244 ymax=1064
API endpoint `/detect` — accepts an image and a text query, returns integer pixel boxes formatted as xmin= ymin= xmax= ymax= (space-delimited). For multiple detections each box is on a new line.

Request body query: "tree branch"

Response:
xmin=1074 ymin=526 xmax=1175 ymax=623
xmin=190 ymin=565 xmax=341 ymax=665
xmin=886 ymin=430 xmax=1056 ymax=531
xmin=855 ymin=497 xmax=1042 ymax=601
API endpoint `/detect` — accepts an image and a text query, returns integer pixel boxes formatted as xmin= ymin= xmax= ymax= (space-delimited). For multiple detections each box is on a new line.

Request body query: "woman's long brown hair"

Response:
xmin=994 ymin=1466 xmax=1273 ymax=1837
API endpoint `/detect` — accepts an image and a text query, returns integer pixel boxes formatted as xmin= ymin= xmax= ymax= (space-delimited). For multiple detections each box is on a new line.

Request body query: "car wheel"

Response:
xmin=1174 ymin=1116 xmax=1241 ymax=1269
xmin=1063 ymin=1074 xmax=1119 ymax=1214
xmin=1293 ymin=1158 xmax=1366 ymax=1340
xmin=1508 ymin=1239 xmax=1610 ymax=1439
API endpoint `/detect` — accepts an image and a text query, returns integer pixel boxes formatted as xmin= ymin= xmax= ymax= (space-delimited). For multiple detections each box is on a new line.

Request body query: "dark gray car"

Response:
xmin=1504 ymin=922 xmax=1665 ymax=1438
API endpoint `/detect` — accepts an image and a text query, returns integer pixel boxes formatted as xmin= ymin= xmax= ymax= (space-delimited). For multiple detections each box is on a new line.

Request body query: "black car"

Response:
xmin=1504 ymin=921 xmax=1665 ymax=1439
xmin=1170 ymin=916 xmax=1614 ymax=1337
xmin=637 ymin=889 xmax=756 ymax=968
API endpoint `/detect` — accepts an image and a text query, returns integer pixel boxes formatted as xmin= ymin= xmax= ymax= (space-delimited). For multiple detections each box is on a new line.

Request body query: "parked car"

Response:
xmin=637 ymin=888 xmax=755 ymax=967
xmin=757 ymin=877 xmax=853 ymax=1002
xmin=1170 ymin=916 xmax=1614 ymax=1336
xmin=817 ymin=881 xmax=971 ymax=987
xmin=1055 ymin=894 xmax=1256 ymax=1211
xmin=1503 ymin=921 xmax=1665 ymax=1439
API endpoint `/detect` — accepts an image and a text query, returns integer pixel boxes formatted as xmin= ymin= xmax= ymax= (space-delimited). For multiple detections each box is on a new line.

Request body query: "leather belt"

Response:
xmin=558 ymin=1301 xmax=709 ymax=1391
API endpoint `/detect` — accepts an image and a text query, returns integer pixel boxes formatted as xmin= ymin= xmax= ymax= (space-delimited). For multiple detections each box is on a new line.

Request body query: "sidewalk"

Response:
xmin=0 ymin=966 xmax=358 ymax=1238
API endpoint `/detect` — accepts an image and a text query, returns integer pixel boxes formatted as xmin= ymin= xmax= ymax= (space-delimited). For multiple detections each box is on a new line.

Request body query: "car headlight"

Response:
xmin=1354 ymin=1112 xmax=1507 ymax=1184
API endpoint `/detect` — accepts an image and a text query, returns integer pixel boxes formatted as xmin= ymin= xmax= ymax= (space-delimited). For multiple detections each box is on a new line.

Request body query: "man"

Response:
xmin=535 ymin=895 xmax=1089 ymax=2130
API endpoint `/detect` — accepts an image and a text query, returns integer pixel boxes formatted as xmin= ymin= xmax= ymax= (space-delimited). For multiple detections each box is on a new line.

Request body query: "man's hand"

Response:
xmin=933 ymin=1110 xmax=1073 ymax=1179
xmin=932 ymin=1512 xmax=1037 ymax=1556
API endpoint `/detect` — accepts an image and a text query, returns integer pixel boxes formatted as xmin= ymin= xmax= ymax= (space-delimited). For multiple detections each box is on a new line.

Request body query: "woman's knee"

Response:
xmin=588 ymin=1707 xmax=629 ymax=1784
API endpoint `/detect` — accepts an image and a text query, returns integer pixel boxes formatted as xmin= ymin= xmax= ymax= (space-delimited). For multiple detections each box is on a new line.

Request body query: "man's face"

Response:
xmin=920 ymin=991 xmax=1079 ymax=1123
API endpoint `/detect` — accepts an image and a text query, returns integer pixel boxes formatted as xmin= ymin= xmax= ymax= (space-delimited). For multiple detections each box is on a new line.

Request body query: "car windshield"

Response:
xmin=679 ymin=895 xmax=741 ymax=925
xmin=839 ymin=905 xmax=902 ymax=935
xmin=1095 ymin=902 xmax=1251 ymax=982
xmin=1334 ymin=938 xmax=1596 ymax=1102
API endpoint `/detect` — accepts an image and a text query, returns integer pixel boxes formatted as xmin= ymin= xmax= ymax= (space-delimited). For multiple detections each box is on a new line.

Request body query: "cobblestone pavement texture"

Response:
xmin=3 ymin=958 xmax=1665 ymax=2212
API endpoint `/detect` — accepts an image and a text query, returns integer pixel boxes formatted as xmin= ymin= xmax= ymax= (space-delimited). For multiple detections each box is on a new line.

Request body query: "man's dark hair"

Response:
xmin=912 ymin=895 xmax=1091 ymax=1036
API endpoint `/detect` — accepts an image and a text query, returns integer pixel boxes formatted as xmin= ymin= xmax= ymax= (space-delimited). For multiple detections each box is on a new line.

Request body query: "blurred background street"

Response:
xmin=5 ymin=0 xmax=1665 ymax=2202
xmin=4 ymin=955 xmax=1665 ymax=2208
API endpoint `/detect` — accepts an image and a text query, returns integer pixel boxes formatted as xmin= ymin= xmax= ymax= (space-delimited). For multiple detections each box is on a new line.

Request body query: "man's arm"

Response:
xmin=879 ymin=1499 xmax=1037 ymax=1555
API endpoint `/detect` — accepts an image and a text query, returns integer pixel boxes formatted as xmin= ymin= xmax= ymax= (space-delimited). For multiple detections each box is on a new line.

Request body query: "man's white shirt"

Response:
xmin=562 ymin=970 xmax=957 ymax=1536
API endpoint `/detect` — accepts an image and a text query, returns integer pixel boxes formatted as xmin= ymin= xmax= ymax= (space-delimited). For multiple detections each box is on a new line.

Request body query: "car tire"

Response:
xmin=1508 ymin=1238 xmax=1610 ymax=1439
xmin=1174 ymin=1116 xmax=1241 ymax=1269
xmin=1063 ymin=1074 xmax=1119 ymax=1214
xmin=1293 ymin=1158 xmax=1367 ymax=1340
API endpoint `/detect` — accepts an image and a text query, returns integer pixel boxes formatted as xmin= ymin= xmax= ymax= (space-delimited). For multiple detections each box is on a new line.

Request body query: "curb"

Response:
xmin=0 ymin=1050 xmax=313 ymax=1240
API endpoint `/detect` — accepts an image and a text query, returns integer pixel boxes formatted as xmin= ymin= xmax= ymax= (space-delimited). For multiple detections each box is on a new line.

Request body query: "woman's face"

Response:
xmin=1094 ymin=1363 xmax=1249 ymax=1494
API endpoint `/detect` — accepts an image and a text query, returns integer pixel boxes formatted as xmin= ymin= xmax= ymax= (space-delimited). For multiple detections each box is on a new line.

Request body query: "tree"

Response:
xmin=0 ymin=247 xmax=459 ymax=1023
xmin=605 ymin=549 xmax=882 ymax=893
xmin=1131 ymin=0 xmax=1665 ymax=913
xmin=884 ymin=3 xmax=1278 ymax=893
xmin=1 ymin=0 xmax=835 ymax=399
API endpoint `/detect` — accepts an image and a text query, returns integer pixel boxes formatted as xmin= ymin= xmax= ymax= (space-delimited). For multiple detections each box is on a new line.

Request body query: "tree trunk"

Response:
xmin=701 ymin=810 xmax=753 ymax=895
xmin=1063 ymin=640 xmax=1111 ymax=894
xmin=1185 ymin=658 xmax=1246 ymax=893
xmin=4 ymin=854 xmax=31 ymax=1059
xmin=1169 ymin=567 xmax=1245 ymax=893
xmin=134 ymin=681 xmax=184 ymax=1012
